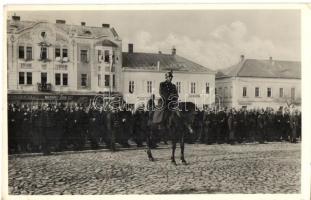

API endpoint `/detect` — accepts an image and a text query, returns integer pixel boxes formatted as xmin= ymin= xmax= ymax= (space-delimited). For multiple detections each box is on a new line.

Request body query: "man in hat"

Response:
xmin=159 ymin=71 xmax=179 ymax=111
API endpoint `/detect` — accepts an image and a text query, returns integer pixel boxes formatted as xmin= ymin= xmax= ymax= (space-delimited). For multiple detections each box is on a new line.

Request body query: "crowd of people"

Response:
xmin=7 ymin=102 xmax=301 ymax=155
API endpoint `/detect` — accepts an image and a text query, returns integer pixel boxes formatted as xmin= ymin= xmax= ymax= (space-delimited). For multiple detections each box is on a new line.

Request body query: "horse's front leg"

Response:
xmin=171 ymin=140 xmax=177 ymax=165
xmin=146 ymin=128 xmax=154 ymax=161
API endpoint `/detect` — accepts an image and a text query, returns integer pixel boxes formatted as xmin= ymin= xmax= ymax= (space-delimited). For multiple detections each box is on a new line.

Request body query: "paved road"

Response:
xmin=8 ymin=142 xmax=300 ymax=194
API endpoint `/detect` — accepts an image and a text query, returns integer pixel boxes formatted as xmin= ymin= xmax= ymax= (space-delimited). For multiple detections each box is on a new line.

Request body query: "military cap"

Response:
xmin=165 ymin=70 xmax=173 ymax=78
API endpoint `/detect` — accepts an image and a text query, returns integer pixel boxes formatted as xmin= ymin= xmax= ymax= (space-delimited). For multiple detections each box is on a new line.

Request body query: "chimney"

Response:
xmin=269 ymin=56 xmax=275 ymax=65
xmin=128 ymin=43 xmax=133 ymax=54
xmin=240 ymin=55 xmax=245 ymax=62
xmin=158 ymin=51 xmax=162 ymax=54
xmin=56 ymin=19 xmax=66 ymax=24
xmin=102 ymin=24 xmax=110 ymax=28
xmin=157 ymin=61 xmax=160 ymax=71
xmin=81 ymin=22 xmax=86 ymax=26
xmin=172 ymin=47 xmax=176 ymax=55
xmin=12 ymin=15 xmax=20 ymax=21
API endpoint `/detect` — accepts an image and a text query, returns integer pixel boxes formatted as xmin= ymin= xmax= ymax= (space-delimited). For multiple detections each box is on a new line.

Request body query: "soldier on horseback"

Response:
xmin=147 ymin=71 xmax=194 ymax=165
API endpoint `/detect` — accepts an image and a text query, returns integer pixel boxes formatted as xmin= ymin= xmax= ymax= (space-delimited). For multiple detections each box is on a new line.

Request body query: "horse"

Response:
xmin=146 ymin=102 xmax=196 ymax=165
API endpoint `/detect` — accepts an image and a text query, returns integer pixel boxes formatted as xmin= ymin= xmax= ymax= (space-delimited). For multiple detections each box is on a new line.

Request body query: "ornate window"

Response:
xmin=80 ymin=50 xmax=88 ymax=63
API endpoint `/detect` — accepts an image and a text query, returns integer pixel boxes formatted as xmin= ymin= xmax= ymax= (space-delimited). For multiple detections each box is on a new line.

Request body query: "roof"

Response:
xmin=7 ymin=20 xmax=117 ymax=39
xmin=122 ymin=52 xmax=214 ymax=73
xmin=216 ymin=59 xmax=301 ymax=79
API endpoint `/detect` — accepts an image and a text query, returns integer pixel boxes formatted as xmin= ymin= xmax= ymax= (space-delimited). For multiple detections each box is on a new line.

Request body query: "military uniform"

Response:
xmin=88 ymin=108 xmax=101 ymax=149
xmin=159 ymin=80 xmax=178 ymax=111
xmin=106 ymin=109 xmax=122 ymax=151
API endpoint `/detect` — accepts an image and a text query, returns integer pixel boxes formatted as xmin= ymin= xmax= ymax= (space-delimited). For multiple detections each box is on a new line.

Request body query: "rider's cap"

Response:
xmin=165 ymin=71 xmax=173 ymax=78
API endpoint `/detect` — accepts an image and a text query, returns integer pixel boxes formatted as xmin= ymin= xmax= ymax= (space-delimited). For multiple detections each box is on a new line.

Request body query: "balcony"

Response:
xmin=37 ymin=83 xmax=52 ymax=92
xmin=55 ymin=57 xmax=70 ymax=63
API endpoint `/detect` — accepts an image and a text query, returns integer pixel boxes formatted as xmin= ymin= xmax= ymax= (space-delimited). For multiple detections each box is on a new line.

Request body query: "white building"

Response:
xmin=7 ymin=16 xmax=122 ymax=104
xmin=215 ymin=55 xmax=301 ymax=110
xmin=122 ymin=45 xmax=215 ymax=110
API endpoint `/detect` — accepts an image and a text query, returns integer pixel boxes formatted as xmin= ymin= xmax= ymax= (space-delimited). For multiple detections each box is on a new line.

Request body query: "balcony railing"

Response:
xmin=37 ymin=83 xmax=52 ymax=92
xmin=55 ymin=64 xmax=68 ymax=70
xmin=20 ymin=63 xmax=32 ymax=69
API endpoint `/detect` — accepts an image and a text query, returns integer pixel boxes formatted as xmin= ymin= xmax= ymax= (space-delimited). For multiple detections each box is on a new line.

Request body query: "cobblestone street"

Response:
xmin=8 ymin=142 xmax=300 ymax=194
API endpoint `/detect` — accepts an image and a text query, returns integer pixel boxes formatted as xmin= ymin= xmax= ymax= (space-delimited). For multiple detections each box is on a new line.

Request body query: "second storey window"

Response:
xmin=243 ymin=87 xmax=247 ymax=97
xmin=19 ymin=46 xmax=25 ymax=59
xmin=26 ymin=47 xmax=32 ymax=60
xmin=267 ymin=88 xmax=272 ymax=97
xmin=279 ymin=88 xmax=284 ymax=98
xmin=40 ymin=47 xmax=48 ymax=60
xmin=105 ymin=75 xmax=110 ymax=87
xmin=80 ymin=50 xmax=88 ymax=63
xmin=255 ymin=87 xmax=260 ymax=97
xmin=55 ymin=73 xmax=61 ymax=85
xmin=190 ymin=82 xmax=196 ymax=94
xmin=19 ymin=72 xmax=25 ymax=84
xmin=129 ymin=81 xmax=134 ymax=93
xmin=147 ymin=81 xmax=152 ymax=93
xmin=81 ymin=74 xmax=87 ymax=87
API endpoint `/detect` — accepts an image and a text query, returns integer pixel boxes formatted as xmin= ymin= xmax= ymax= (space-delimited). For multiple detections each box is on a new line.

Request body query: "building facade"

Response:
xmin=7 ymin=16 xmax=215 ymax=109
xmin=216 ymin=56 xmax=301 ymax=110
xmin=122 ymin=45 xmax=215 ymax=110
xmin=7 ymin=16 xmax=122 ymax=104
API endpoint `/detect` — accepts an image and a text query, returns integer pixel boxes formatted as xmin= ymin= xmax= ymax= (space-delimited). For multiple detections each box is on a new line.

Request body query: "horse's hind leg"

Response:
xmin=171 ymin=141 xmax=177 ymax=165
xmin=180 ymin=134 xmax=187 ymax=165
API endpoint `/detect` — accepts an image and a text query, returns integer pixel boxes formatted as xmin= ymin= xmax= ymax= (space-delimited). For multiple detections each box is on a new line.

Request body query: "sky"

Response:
xmin=8 ymin=10 xmax=300 ymax=70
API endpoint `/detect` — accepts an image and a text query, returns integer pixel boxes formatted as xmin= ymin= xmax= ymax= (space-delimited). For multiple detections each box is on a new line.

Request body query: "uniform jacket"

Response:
xmin=159 ymin=81 xmax=178 ymax=110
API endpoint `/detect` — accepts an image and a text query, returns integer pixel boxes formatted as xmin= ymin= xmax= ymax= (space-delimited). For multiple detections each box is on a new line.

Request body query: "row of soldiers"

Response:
xmin=8 ymin=103 xmax=301 ymax=154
